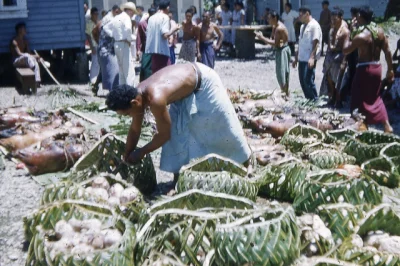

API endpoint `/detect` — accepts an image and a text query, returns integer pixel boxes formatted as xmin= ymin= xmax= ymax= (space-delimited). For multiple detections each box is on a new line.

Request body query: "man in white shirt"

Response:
xmin=145 ymin=0 xmax=180 ymax=74
xmin=104 ymin=2 xmax=137 ymax=86
xmin=292 ymin=6 xmax=322 ymax=100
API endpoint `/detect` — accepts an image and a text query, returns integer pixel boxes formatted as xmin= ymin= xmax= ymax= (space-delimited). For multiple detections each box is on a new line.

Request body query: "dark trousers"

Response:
xmin=298 ymin=61 xmax=318 ymax=100
xmin=169 ymin=46 xmax=176 ymax=65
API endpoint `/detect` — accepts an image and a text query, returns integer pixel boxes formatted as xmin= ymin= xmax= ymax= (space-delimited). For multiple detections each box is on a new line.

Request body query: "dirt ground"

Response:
xmin=0 ymin=35 xmax=399 ymax=266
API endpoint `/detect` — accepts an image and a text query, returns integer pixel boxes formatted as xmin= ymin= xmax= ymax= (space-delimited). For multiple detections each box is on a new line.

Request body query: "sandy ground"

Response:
xmin=0 ymin=35 xmax=399 ymax=265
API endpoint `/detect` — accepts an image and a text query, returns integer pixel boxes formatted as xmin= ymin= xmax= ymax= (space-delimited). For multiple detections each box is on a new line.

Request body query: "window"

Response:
xmin=0 ymin=0 xmax=28 ymax=19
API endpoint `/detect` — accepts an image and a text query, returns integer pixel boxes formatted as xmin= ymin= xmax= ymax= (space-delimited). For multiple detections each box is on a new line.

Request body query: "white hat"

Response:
xmin=120 ymin=2 xmax=137 ymax=13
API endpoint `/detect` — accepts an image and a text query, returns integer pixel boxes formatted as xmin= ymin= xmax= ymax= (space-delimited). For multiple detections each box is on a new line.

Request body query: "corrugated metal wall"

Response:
xmin=0 ymin=0 xmax=85 ymax=54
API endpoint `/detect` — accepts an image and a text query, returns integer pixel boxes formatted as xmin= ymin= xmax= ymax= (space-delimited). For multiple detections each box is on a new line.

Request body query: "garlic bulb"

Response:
xmin=109 ymin=183 xmax=124 ymax=198
xmin=92 ymin=176 xmax=110 ymax=190
xmin=107 ymin=196 xmax=120 ymax=207
xmin=120 ymin=187 xmax=139 ymax=204
xmin=91 ymin=234 xmax=105 ymax=249
xmin=91 ymin=188 xmax=109 ymax=201
xmin=81 ymin=219 xmax=102 ymax=231
xmin=55 ymin=220 xmax=74 ymax=239
xmin=103 ymin=229 xmax=122 ymax=247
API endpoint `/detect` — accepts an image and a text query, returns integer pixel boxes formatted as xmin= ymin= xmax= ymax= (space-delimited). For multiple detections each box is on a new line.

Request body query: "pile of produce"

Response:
xmin=0 ymin=106 xmax=93 ymax=175
xmin=14 ymin=89 xmax=400 ymax=265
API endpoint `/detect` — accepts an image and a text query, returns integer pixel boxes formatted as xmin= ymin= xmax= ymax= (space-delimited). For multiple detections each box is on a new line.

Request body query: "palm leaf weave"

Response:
xmin=362 ymin=156 xmax=400 ymax=188
xmin=301 ymin=142 xmax=338 ymax=157
xmin=317 ymin=203 xmax=372 ymax=241
xmin=180 ymin=153 xmax=248 ymax=177
xmin=176 ymin=171 xmax=258 ymax=201
xmin=343 ymin=131 xmax=400 ymax=164
xmin=380 ymin=142 xmax=400 ymax=160
xmin=213 ymin=203 xmax=300 ymax=266
xmin=70 ymin=134 xmax=156 ymax=195
xmin=338 ymin=205 xmax=400 ymax=265
xmin=309 ymin=150 xmax=356 ymax=169
xmin=135 ymin=208 xmax=222 ymax=266
xmin=40 ymin=173 xmax=132 ymax=205
xmin=293 ymin=170 xmax=382 ymax=214
xmin=280 ymin=124 xmax=325 ymax=153
xmin=254 ymin=158 xmax=308 ymax=202
xmin=324 ymin=128 xmax=357 ymax=144
xmin=291 ymin=256 xmax=358 ymax=266
xmin=25 ymin=200 xmax=135 ymax=266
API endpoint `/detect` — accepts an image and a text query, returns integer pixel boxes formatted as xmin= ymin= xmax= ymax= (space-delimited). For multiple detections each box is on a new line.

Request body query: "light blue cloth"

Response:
xmin=160 ymin=63 xmax=252 ymax=173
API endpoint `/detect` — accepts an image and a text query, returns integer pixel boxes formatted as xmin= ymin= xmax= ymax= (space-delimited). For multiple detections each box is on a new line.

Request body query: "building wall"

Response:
xmin=0 ymin=0 xmax=85 ymax=54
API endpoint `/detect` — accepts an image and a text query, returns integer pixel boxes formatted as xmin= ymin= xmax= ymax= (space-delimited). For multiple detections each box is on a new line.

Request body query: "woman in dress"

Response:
xmin=231 ymin=1 xmax=245 ymax=46
xmin=219 ymin=3 xmax=232 ymax=46
xmin=96 ymin=11 xmax=120 ymax=92
xmin=281 ymin=3 xmax=298 ymax=54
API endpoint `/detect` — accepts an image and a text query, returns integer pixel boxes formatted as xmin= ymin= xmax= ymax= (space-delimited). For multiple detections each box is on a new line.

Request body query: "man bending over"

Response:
xmin=106 ymin=63 xmax=251 ymax=180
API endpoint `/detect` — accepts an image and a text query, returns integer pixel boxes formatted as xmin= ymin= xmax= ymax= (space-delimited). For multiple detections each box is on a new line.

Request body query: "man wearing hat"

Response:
xmin=104 ymin=2 xmax=137 ymax=86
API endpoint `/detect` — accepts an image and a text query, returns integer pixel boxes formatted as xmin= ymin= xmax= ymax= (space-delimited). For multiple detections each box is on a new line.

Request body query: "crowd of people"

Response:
xmin=8 ymin=1 xmax=400 ymax=175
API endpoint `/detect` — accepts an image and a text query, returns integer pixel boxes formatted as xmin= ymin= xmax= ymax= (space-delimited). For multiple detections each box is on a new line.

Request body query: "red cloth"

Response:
xmin=351 ymin=64 xmax=388 ymax=124
xmin=136 ymin=20 xmax=147 ymax=53
xmin=151 ymin=54 xmax=171 ymax=74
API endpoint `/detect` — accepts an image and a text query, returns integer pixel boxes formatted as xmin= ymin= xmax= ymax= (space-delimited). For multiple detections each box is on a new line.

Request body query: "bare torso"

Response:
xmin=275 ymin=22 xmax=289 ymax=47
xmin=199 ymin=22 xmax=216 ymax=42
xmin=10 ymin=37 xmax=27 ymax=58
xmin=137 ymin=63 xmax=198 ymax=107
xmin=182 ymin=20 xmax=197 ymax=40
xmin=357 ymin=27 xmax=385 ymax=62
xmin=330 ymin=20 xmax=349 ymax=52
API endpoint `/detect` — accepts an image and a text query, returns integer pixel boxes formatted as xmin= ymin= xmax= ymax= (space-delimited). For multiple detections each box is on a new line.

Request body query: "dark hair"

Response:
xmin=91 ymin=7 xmax=98 ymax=14
xmin=190 ymin=5 xmax=197 ymax=14
xmin=285 ymin=3 xmax=292 ymax=10
xmin=159 ymin=0 xmax=170 ymax=10
xmin=358 ymin=5 xmax=374 ymax=23
xmin=299 ymin=6 xmax=311 ymax=15
xmin=112 ymin=4 xmax=119 ymax=11
xmin=397 ymin=38 xmax=400 ymax=49
xmin=106 ymin=85 xmax=139 ymax=111
xmin=137 ymin=6 xmax=144 ymax=11
xmin=331 ymin=8 xmax=344 ymax=18
xmin=322 ymin=1 xmax=329 ymax=6
xmin=235 ymin=1 xmax=244 ymax=9
xmin=15 ymin=22 xmax=26 ymax=34
xmin=185 ymin=8 xmax=194 ymax=15
xmin=223 ymin=3 xmax=230 ymax=9
xmin=350 ymin=7 xmax=359 ymax=16
xmin=265 ymin=7 xmax=270 ymax=11
xmin=269 ymin=10 xmax=280 ymax=21
xmin=148 ymin=7 xmax=156 ymax=16
xmin=84 ymin=2 xmax=88 ymax=6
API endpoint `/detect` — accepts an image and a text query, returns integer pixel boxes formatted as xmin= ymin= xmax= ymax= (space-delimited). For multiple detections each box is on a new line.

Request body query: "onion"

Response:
xmin=109 ymin=183 xmax=124 ymax=198
xmin=55 ymin=220 xmax=74 ymax=239
xmin=103 ymin=229 xmax=122 ymax=247
xmin=120 ymin=187 xmax=139 ymax=204
xmin=92 ymin=176 xmax=110 ymax=190
xmin=71 ymin=244 xmax=94 ymax=258
xmin=81 ymin=219 xmax=102 ymax=231
xmin=91 ymin=234 xmax=105 ymax=249
xmin=91 ymin=188 xmax=109 ymax=201
xmin=68 ymin=218 xmax=83 ymax=232
xmin=107 ymin=196 xmax=120 ymax=207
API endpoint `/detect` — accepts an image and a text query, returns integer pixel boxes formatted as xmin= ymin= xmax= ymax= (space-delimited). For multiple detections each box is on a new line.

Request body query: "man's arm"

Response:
xmin=11 ymin=40 xmax=24 ymax=57
xmin=213 ymin=24 xmax=224 ymax=49
xmin=382 ymin=32 xmax=394 ymax=82
xmin=85 ymin=22 xmax=95 ymax=53
xmin=124 ymin=111 xmax=144 ymax=160
xmin=139 ymin=102 xmax=171 ymax=156
xmin=195 ymin=26 xmax=201 ymax=60
xmin=254 ymin=30 xmax=276 ymax=46
xmin=343 ymin=34 xmax=362 ymax=55
xmin=162 ymin=17 xmax=180 ymax=39
xmin=92 ymin=21 xmax=101 ymax=45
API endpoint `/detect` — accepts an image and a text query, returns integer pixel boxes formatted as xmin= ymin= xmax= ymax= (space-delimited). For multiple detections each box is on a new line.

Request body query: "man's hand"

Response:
xmin=292 ymin=59 xmax=298 ymax=68
xmin=387 ymin=70 xmax=395 ymax=83
xmin=308 ymin=58 xmax=315 ymax=69
xmin=125 ymin=149 xmax=145 ymax=165
xmin=124 ymin=40 xmax=131 ymax=46
xmin=212 ymin=44 xmax=220 ymax=51
xmin=172 ymin=23 xmax=181 ymax=33
xmin=197 ymin=53 xmax=202 ymax=62
xmin=254 ymin=30 xmax=263 ymax=39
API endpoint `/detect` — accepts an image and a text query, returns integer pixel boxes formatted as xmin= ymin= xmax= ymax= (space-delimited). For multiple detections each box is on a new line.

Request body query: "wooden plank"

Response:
xmin=16 ymin=68 xmax=35 ymax=76
xmin=67 ymin=107 xmax=100 ymax=125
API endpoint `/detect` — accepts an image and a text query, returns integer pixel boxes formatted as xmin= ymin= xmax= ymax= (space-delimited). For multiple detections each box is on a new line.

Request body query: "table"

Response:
xmin=218 ymin=25 xmax=272 ymax=59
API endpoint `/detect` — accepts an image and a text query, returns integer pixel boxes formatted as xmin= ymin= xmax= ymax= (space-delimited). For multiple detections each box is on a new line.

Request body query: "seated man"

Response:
xmin=10 ymin=22 xmax=41 ymax=86
xmin=106 ymin=63 xmax=251 ymax=180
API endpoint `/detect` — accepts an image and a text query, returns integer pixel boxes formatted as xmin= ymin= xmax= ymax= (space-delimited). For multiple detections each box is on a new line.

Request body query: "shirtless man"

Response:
xmin=10 ymin=22 xmax=41 ymax=86
xmin=199 ymin=11 xmax=224 ymax=69
xmin=106 ymin=63 xmax=251 ymax=181
xmin=320 ymin=8 xmax=349 ymax=107
xmin=179 ymin=9 xmax=201 ymax=62
xmin=255 ymin=11 xmax=291 ymax=96
xmin=343 ymin=6 xmax=393 ymax=133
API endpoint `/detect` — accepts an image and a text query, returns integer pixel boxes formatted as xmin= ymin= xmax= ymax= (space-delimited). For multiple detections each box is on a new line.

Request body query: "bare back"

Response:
xmin=357 ymin=27 xmax=385 ymax=62
xmin=138 ymin=63 xmax=198 ymax=107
